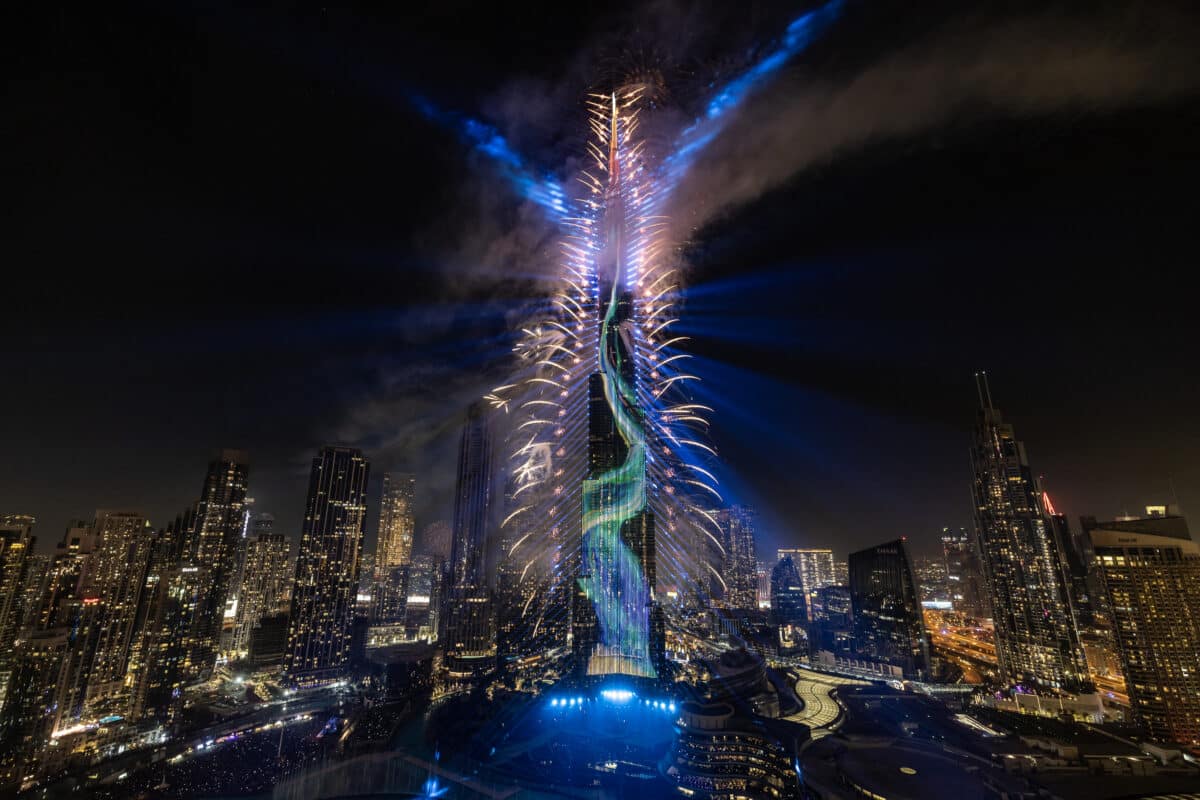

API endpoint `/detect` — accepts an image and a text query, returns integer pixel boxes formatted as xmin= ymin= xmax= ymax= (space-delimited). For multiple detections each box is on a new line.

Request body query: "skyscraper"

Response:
xmin=231 ymin=528 xmax=290 ymax=656
xmin=127 ymin=510 xmax=203 ymax=723
xmin=776 ymin=548 xmax=835 ymax=595
xmin=0 ymin=515 xmax=36 ymax=676
xmin=720 ymin=506 xmax=757 ymax=609
xmin=969 ymin=373 xmax=1089 ymax=692
xmin=286 ymin=446 xmax=369 ymax=684
xmin=377 ymin=473 xmax=415 ymax=570
xmin=1087 ymin=511 xmax=1200 ymax=747
xmin=848 ymin=538 xmax=929 ymax=680
xmin=769 ymin=556 xmax=806 ymax=626
xmin=572 ymin=278 xmax=660 ymax=679
xmin=189 ymin=450 xmax=249 ymax=674
xmin=374 ymin=474 xmax=415 ymax=626
xmin=77 ymin=510 xmax=154 ymax=716
xmin=444 ymin=403 xmax=497 ymax=677
xmin=940 ymin=527 xmax=989 ymax=619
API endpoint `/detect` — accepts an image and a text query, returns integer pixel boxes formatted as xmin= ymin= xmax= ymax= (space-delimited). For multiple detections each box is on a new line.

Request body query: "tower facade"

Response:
xmin=769 ymin=556 xmax=806 ymax=626
xmin=231 ymin=528 xmax=290 ymax=655
xmin=940 ymin=527 xmax=989 ymax=619
xmin=444 ymin=403 xmax=497 ymax=676
xmin=377 ymin=473 xmax=415 ymax=571
xmin=286 ymin=447 xmax=368 ymax=684
xmin=969 ymin=374 xmax=1089 ymax=691
xmin=189 ymin=450 xmax=249 ymax=674
xmin=721 ymin=506 xmax=757 ymax=609
xmin=848 ymin=538 xmax=929 ymax=679
xmin=1087 ymin=513 xmax=1200 ymax=747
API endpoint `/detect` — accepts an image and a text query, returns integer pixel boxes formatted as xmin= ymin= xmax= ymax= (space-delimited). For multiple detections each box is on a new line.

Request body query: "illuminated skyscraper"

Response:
xmin=0 ymin=627 xmax=70 ymax=791
xmin=77 ymin=510 xmax=154 ymax=716
xmin=231 ymin=528 xmax=291 ymax=656
xmin=848 ymin=538 xmax=929 ymax=679
xmin=720 ymin=506 xmax=757 ymax=609
xmin=127 ymin=510 xmax=203 ymax=723
xmin=444 ymin=403 xmax=497 ymax=677
xmin=189 ymin=450 xmax=249 ymax=675
xmin=776 ymin=548 xmax=835 ymax=595
xmin=52 ymin=511 xmax=155 ymax=724
xmin=286 ymin=446 xmax=369 ymax=685
xmin=0 ymin=515 xmax=36 ymax=676
xmin=374 ymin=474 xmax=415 ymax=625
xmin=940 ymin=527 xmax=989 ymax=619
xmin=776 ymin=547 xmax=835 ymax=619
xmin=969 ymin=373 xmax=1089 ymax=691
xmin=377 ymin=473 xmax=416 ymax=570
xmin=572 ymin=291 xmax=660 ymax=679
xmin=1087 ymin=511 xmax=1200 ymax=747
xmin=769 ymin=556 xmax=806 ymax=626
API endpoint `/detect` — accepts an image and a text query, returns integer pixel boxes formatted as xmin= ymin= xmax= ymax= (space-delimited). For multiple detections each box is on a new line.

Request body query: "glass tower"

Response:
xmin=969 ymin=373 xmax=1089 ymax=691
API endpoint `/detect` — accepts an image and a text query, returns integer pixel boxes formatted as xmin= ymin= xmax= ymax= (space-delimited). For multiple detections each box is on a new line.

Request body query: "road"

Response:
xmin=785 ymin=670 xmax=868 ymax=735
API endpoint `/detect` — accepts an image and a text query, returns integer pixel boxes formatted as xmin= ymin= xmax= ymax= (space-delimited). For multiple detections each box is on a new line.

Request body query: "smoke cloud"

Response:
xmin=666 ymin=3 xmax=1200 ymax=238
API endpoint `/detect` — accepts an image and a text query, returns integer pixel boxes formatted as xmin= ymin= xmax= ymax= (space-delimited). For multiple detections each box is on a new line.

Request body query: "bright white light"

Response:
xmin=601 ymin=689 xmax=634 ymax=703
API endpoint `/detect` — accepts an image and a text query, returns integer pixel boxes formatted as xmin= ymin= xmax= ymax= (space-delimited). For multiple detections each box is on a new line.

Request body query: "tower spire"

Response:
xmin=974 ymin=371 xmax=994 ymax=410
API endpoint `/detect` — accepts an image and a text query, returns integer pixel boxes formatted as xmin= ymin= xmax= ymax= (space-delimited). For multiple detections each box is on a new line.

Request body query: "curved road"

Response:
xmin=785 ymin=670 xmax=867 ymax=734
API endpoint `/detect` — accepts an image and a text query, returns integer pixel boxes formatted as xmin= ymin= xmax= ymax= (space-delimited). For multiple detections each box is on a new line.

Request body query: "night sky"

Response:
xmin=6 ymin=1 xmax=1200 ymax=560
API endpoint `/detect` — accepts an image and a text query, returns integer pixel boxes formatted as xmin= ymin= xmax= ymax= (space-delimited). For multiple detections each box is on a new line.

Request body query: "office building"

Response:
xmin=286 ymin=447 xmax=369 ymax=684
xmin=848 ymin=538 xmax=929 ymax=679
xmin=1087 ymin=510 xmax=1200 ymax=746
xmin=969 ymin=373 xmax=1089 ymax=691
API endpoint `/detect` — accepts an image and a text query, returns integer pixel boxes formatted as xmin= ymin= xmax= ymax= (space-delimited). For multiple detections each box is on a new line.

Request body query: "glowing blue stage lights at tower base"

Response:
xmin=600 ymin=688 xmax=635 ymax=703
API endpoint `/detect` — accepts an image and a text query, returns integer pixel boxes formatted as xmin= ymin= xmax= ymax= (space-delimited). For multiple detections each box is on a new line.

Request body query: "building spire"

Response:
xmin=974 ymin=371 xmax=994 ymax=410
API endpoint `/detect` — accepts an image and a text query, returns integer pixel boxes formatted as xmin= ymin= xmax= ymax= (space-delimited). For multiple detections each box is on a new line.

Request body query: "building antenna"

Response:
xmin=974 ymin=371 xmax=994 ymax=410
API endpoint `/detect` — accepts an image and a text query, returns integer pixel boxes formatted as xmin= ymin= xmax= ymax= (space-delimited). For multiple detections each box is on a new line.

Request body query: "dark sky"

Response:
xmin=5 ymin=0 xmax=1200 ymax=561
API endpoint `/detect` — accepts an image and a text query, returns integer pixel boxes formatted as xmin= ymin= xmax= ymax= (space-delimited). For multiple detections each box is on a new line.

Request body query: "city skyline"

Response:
xmin=7 ymin=2 xmax=1200 ymax=562
xmin=4 ymin=1 xmax=1200 ymax=795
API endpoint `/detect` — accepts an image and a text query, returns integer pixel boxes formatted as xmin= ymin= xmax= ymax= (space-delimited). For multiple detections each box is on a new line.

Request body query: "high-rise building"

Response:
xmin=769 ymin=556 xmax=806 ymax=626
xmin=377 ymin=473 xmax=415 ymax=571
xmin=776 ymin=548 xmax=835 ymax=596
xmin=969 ymin=373 xmax=1089 ymax=692
xmin=15 ymin=554 xmax=49 ymax=634
xmin=76 ymin=510 xmax=154 ymax=716
xmin=1087 ymin=510 xmax=1200 ymax=747
xmin=444 ymin=403 xmax=497 ymax=677
xmin=189 ymin=450 xmax=249 ymax=675
xmin=833 ymin=559 xmax=848 ymax=587
xmin=373 ymin=474 xmax=415 ymax=626
xmin=848 ymin=538 xmax=929 ymax=680
xmin=37 ymin=521 xmax=96 ymax=631
xmin=572 ymin=284 xmax=661 ymax=679
xmin=127 ymin=510 xmax=203 ymax=723
xmin=720 ymin=506 xmax=758 ymax=609
xmin=940 ymin=527 xmax=989 ymax=619
xmin=0 ymin=516 xmax=36 ymax=676
xmin=53 ymin=511 xmax=155 ymax=724
xmin=286 ymin=446 xmax=369 ymax=685
xmin=231 ymin=529 xmax=291 ymax=656
xmin=0 ymin=627 xmax=70 ymax=791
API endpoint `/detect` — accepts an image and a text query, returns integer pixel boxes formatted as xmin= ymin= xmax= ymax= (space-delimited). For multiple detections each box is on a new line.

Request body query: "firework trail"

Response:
xmin=445 ymin=2 xmax=846 ymax=649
